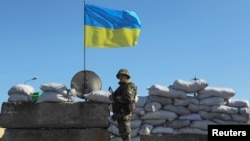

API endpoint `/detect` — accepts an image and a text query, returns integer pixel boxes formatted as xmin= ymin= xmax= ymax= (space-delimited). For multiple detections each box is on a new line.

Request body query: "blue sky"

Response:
xmin=0 ymin=0 xmax=250 ymax=104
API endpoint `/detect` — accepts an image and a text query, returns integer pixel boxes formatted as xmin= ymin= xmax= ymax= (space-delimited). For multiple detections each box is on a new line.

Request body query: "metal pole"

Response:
xmin=83 ymin=0 xmax=88 ymax=96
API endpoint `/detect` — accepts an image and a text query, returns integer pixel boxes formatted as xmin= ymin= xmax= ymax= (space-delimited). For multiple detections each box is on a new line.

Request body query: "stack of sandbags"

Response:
xmin=143 ymin=79 xmax=250 ymax=135
xmin=83 ymin=90 xmax=144 ymax=141
xmin=37 ymin=82 xmax=76 ymax=103
xmin=7 ymin=84 xmax=35 ymax=102
xmin=82 ymin=79 xmax=250 ymax=140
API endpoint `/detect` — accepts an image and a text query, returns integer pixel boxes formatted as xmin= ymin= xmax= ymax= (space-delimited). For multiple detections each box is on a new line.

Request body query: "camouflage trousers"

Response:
xmin=116 ymin=113 xmax=132 ymax=141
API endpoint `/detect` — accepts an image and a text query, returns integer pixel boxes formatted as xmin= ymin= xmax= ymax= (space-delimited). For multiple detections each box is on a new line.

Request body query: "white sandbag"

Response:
xmin=144 ymin=102 xmax=162 ymax=112
xmin=199 ymin=111 xmax=231 ymax=120
xmin=8 ymin=84 xmax=35 ymax=95
xmin=187 ymin=96 xmax=199 ymax=104
xmin=131 ymin=136 xmax=140 ymax=141
xmin=131 ymin=128 xmax=140 ymax=137
xmin=173 ymin=79 xmax=208 ymax=93
xmin=131 ymin=120 xmax=142 ymax=129
xmin=108 ymin=124 xmax=120 ymax=136
xmin=226 ymin=99 xmax=249 ymax=108
xmin=141 ymin=110 xmax=178 ymax=120
xmin=36 ymin=91 xmax=69 ymax=103
xmin=199 ymin=97 xmax=225 ymax=105
xmin=40 ymin=82 xmax=68 ymax=95
xmin=108 ymin=124 xmax=139 ymax=137
xmin=178 ymin=113 xmax=202 ymax=120
xmin=173 ymin=98 xmax=190 ymax=106
xmin=136 ymin=96 xmax=148 ymax=107
xmin=211 ymin=105 xmax=238 ymax=114
xmin=230 ymin=114 xmax=249 ymax=123
xmin=166 ymin=119 xmax=190 ymax=129
xmin=147 ymin=95 xmax=172 ymax=105
xmin=174 ymin=127 xmax=207 ymax=135
xmin=163 ymin=105 xmax=190 ymax=115
xmin=212 ymin=119 xmax=241 ymax=125
xmin=142 ymin=119 xmax=166 ymax=126
xmin=188 ymin=103 xmax=211 ymax=113
xmin=134 ymin=107 xmax=145 ymax=116
xmin=139 ymin=124 xmax=153 ymax=135
xmin=108 ymin=116 xmax=117 ymax=125
xmin=239 ymin=107 xmax=250 ymax=118
xmin=8 ymin=94 xmax=32 ymax=102
xmin=152 ymin=126 xmax=174 ymax=134
xmin=190 ymin=120 xmax=216 ymax=130
xmin=84 ymin=90 xmax=112 ymax=103
xmin=148 ymin=84 xmax=186 ymax=99
xmin=131 ymin=113 xmax=141 ymax=120
xmin=198 ymin=87 xmax=235 ymax=99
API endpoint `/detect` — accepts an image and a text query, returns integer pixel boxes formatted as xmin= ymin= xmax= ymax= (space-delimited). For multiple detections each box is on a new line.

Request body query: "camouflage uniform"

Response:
xmin=112 ymin=69 xmax=137 ymax=141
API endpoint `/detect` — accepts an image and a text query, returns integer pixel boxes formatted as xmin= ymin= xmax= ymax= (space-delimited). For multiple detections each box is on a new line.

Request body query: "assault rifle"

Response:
xmin=108 ymin=86 xmax=116 ymax=121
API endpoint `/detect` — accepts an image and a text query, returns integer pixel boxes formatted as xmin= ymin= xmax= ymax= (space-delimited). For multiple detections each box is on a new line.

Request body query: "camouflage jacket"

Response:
xmin=113 ymin=81 xmax=137 ymax=114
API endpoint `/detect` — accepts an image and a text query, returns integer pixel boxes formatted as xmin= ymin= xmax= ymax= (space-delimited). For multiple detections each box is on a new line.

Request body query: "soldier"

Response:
xmin=109 ymin=68 xmax=137 ymax=141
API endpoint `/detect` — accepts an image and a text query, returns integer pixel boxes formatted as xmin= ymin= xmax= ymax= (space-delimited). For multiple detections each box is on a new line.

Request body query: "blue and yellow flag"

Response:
xmin=84 ymin=4 xmax=141 ymax=48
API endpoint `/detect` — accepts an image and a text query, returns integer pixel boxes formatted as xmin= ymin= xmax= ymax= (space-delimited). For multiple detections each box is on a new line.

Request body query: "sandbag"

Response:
xmin=226 ymin=99 xmax=249 ymax=108
xmin=8 ymin=84 xmax=35 ymax=95
xmin=148 ymin=84 xmax=186 ymax=99
xmin=40 ymin=82 xmax=68 ymax=95
xmin=151 ymin=126 xmax=174 ymax=134
xmin=36 ymin=91 xmax=69 ymax=103
xmin=163 ymin=105 xmax=191 ymax=115
xmin=144 ymin=102 xmax=162 ymax=112
xmin=198 ymin=87 xmax=235 ymax=99
xmin=8 ymin=94 xmax=32 ymax=102
xmin=141 ymin=110 xmax=177 ymax=120
xmin=84 ymin=90 xmax=112 ymax=103
xmin=173 ymin=79 xmax=208 ymax=93
xmin=166 ymin=119 xmax=190 ymax=129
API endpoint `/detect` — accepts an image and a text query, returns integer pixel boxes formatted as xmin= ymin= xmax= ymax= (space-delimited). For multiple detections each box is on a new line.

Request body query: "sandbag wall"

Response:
xmin=84 ymin=79 xmax=250 ymax=141
xmin=0 ymin=83 xmax=110 ymax=141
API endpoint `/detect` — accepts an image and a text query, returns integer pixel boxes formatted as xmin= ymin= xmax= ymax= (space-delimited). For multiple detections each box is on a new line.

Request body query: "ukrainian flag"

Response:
xmin=84 ymin=4 xmax=141 ymax=48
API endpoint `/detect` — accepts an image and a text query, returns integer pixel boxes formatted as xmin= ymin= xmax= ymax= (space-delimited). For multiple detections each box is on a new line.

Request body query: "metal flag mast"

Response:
xmin=83 ymin=0 xmax=86 ymax=72
xmin=83 ymin=0 xmax=88 ymax=95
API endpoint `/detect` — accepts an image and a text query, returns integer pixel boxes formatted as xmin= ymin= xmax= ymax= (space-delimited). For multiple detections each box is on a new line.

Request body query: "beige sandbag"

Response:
xmin=36 ymin=91 xmax=69 ymax=103
xmin=8 ymin=84 xmax=35 ymax=95
xmin=40 ymin=82 xmax=68 ymax=95
xmin=175 ymin=127 xmax=207 ymax=135
xmin=198 ymin=87 xmax=236 ymax=99
xmin=148 ymin=84 xmax=186 ymax=99
xmin=8 ymin=94 xmax=32 ymax=102
xmin=84 ymin=90 xmax=112 ymax=103
xmin=211 ymin=105 xmax=238 ymax=114
xmin=163 ymin=105 xmax=191 ymax=115
xmin=144 ymin=102 xmax=162 ymax=112
xmin=173 ymin=79 xmax=208 ymax=93
xmin=166 ymin=119 xmax=190 ymax=129
xmin=226 ymin=99 xmax=249 ymax=108
xmin=141 ymin=110 xmax=177 ymax=120
xmin=152 ymin=126 xmax=174 ymax=134
xmin=190 ymin=120 xmax=216 ymax=130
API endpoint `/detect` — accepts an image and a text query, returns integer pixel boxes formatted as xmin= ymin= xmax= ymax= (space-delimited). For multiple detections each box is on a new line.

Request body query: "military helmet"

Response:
xmin=116 ymin=68 xmax=130 ymax=79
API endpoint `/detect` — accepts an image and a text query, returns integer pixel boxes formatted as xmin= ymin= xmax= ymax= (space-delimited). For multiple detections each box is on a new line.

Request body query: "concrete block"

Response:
xmin=1 ymin=128 xmax=110 ymax=141
xmin=0 ymin=102 xmax=109 ymax=128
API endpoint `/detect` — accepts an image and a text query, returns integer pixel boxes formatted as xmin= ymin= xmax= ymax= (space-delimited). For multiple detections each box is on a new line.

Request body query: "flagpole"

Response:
xmin=83 ymin=0 xmax=88 ymax=96
xmin=83 ymin=0 xmax=86 ymax=72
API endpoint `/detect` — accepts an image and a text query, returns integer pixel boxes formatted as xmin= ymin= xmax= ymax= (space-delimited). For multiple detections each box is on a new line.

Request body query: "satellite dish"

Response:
xmin=70 ymin=70 xmax=102 ymax=99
